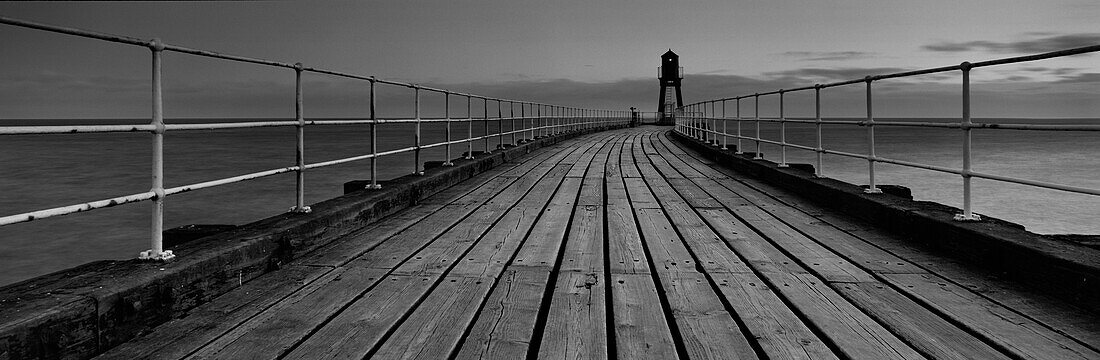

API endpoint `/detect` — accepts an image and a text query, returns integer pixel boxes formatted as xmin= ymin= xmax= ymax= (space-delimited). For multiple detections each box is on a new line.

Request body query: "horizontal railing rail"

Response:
xmin=0 ymin=16 xmax=632 ymax=260
xmin=675 ymin=44 xmax=1099 ymax=222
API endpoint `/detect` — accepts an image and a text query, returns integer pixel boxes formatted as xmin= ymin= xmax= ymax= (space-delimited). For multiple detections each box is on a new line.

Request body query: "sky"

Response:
xmin=0 ymin=0 xmax=1097 ymax=119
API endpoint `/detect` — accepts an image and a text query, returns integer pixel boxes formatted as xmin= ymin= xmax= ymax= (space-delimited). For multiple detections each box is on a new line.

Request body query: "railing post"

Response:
xmin=736 ymin=97 xmax=743 ymax=154
xmin=556 ymin=106 xmax=561 ymax=135
xmin=443 ymin=91 xmax=454 ymax=166
xmin=483 ymin=98 xmax=491 ymax=153
xmin=368 ymin=78 xmax=381 ymax=189
xmin=702 ymin=103 xmax=708 ymax=143
xmin=864 ymin=77 xmax=882 ymax=194
xmin=699 ymin=104 xmax=705 ymax=141
xmin=754 ymin=94 xmax=762 ymax=159
xmin=413 ymin=86 xmax=423 ymax=175
xmin=711 ymin=101 xmax=718 ymax=146
xmin=692 ymin=105 xmax=698 ymax=139
xmin=815 ymin=84 xmax=823 ymax=178
xmin=778 ymin=90 xmax=789 ymax=167
xmin=520 ymin=102 xmax=527 ymax=143
xmin=692 ymin=105 xmax=697 ymax=139
xmin=721 ymin=100 xmax=728 ymax=150
xmin=140 ymin=38 xmax=173 ymax=261
xmin=465 ymin=95 xmax=474 ymax=159
xmin=956 ymin=62 xmax=981 ymax=221
xmin=292 ymin=63 xmax=311 ymax=212
xmin=510 ymin=101 xmax=516 ymax=146
xmin=701 ymin=105 xmax=706 ymax=141
xmin=690 ymin=105 xmax=694 ymax=137
xmin=704 ymin=103 xmax=710 ymax=143
xmin=497 ymin=100 xmax=504 ymax=150
xmin=571 ymin=108 xmax=576 ymax=132
xmin=558 ymin=106 xmax=563 ymax=134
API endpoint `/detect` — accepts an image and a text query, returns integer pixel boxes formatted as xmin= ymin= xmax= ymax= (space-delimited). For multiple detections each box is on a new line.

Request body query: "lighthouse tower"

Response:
xmin=657 ymin=49 xmax=684 ymax=125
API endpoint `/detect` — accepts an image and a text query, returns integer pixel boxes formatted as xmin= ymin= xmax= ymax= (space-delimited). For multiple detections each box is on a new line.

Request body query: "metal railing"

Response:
xmin=0 ymin=16 xmax=631 ymax=260
xmin=675 ymin=44 xmax=1100 ymax=222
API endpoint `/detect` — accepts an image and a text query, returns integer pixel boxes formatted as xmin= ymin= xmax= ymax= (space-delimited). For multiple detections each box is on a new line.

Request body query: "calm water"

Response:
xmin=1 ymin=119 xmax=1098 ymax=286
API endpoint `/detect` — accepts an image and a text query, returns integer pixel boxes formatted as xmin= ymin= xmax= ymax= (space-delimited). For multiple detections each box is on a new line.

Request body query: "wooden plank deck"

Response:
xmin=98 ymin=127 xmax=1099 ymax=360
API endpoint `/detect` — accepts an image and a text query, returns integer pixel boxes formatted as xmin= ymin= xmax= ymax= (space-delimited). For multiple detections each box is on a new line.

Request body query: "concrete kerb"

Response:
xmin=0 ymin=124 xmax=626 ymax=360
xmin=670 ymin=130 xmax=1100 ymax=313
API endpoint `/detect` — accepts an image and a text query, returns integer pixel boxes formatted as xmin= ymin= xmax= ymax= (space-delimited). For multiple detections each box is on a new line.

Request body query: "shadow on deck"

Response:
xmin=97 ymin=127 xmax=1098 ymax=360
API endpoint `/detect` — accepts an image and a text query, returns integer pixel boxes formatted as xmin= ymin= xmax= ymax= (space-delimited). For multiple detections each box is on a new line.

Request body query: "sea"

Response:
xmin=0 ymin=118 xmax=1098 ymax=286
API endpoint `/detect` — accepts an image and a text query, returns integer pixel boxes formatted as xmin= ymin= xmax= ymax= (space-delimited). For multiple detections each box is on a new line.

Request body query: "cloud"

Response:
xmin=922 ymin=33 xmax=1100 ymax=54
xmin=1055 ymin=73 xmax=1100 ymax=84
xmin=2 ymin=70 xmax=1097 ymax=120
xmin=763 ymin=67 xmax=911 ymax=83
xmin=778 ymin=51 xmax=876 ymax=61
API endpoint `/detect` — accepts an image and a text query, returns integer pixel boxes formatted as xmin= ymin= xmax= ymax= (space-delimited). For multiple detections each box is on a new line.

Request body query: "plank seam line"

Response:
xmin=262 ymin=132 xmax=609 ymax=359
xmin=446 ymin=132 xmax=624 ymax=360
xmin=647 ymin=131 xmax=859 ymax=359
xmin=659 ymin=130 xmax=1100 ymax=353
xmin=658 ymin=131 xmax=1096 ymax=358
xmin=172 ymin=138 xmax=588 ymax=358
xmin=620 ymin=131 xmax=693 ymax=360
xmin=635 ymin=131 xmax=771 ymax=360
xmin=521 ymin=133 xmax=619 ymax=360
xmin=356 ymin=132 xmax=618 ymax=360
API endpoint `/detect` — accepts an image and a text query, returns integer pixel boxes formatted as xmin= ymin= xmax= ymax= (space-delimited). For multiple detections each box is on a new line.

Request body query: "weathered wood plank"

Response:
xmin=712 ymin=273 xmax=838 ymax=360
xmin=455 ymin=269 xmax=550 ymax=360
xmin=607 ymin=202 xmax=650 ymax=275
xmin=280 ymin=274 xmax=435 ymax=359
xmin=883 ymin=273 xmax=1100 ymax=360
xmin=633 ymin=208 xmax=697 ymax=273
xmin=537 ymin=272 xmax=608 ymax=360
xmin=695 ymin=207 xmax=924 ymax=359
xmin=696 ymin=208 xmax=811 ymax=276
xmin=449 ymin=166 xmax=568 ymax=277
xmin=666 ymin=132 xmax=1100 ymax=351
xmin=279 ymin=136 xmax=614 ymax=359
xmin=96 ymin=265 xmax=333 ymax=359
xmin=649 ymin=142 xmax=877 ymax=283
xmin=611 ymin=274 xmax=679 ymax=359
xmin=395 ymin=165 xmax=571 ymax=276
xmin=662 ymin=272 xmax=759 ymax=360
xmin=691 ymin=177 xmax=754 ymax=208
xmin=602 ymin=140 xmax=622 ymax=180
xmin=350 ymin=203 xmax=479 ymax=269
xmin=766 ymin=272 xmax=925 ymax=360
xmin=295 ymin=204 xmax=453 ymax=268
xmin=623 ymin=177 xmax=659 ymax=209
xmin=371 ymin=276 xmax=494 ymax=360
xmin=729 ymin=207 xmax=876 ymax=283
xmin=191 ymin=266 xmax=389 ymax=359
xmin=834 ymin=281 xmax=1010 ymax=360
xmin=619 ymin=135 xmax=642 ymax=178
xmin=642 ymin=176 xmax=753 ymax=274
xmin=565 ymin=151 xmax=598 ymax=178
xmin=666 ymin=178 xmax=723 ymax=208
xmin=647 ymin=153 xmax=688 ymax=179
xmin=392 ymin=206 xmax=503 ymax=276
xmin=559 ymin=202 xmax=604 ymax=273
xmin=706 ymin=175 xmax=924 ymax=275
xmin=540 ymin=145 xmax=609 ymax=356
xmin=653 ymin=132 xmax=730 ymax=179
xmin=355 ymin=137 xmax=603 ymax=272
xmin=512 ymin=177 xmax=582 ymax=268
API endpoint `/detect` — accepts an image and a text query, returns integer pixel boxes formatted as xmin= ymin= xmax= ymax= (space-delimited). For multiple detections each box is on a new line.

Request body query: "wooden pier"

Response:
xmin=97 ymin=127 xmax=1098 ymax=360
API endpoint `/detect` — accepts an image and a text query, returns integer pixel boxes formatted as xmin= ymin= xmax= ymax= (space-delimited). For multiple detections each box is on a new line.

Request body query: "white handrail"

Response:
xmin=674 ymin=46 xmax=1100 ymax=223
xmin=0 ymin=16 xmax=633 ymax=260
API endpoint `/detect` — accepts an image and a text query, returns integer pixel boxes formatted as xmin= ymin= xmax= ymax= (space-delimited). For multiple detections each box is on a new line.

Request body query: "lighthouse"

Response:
xmin=657 ymin=49 xmax=684 ymax=125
